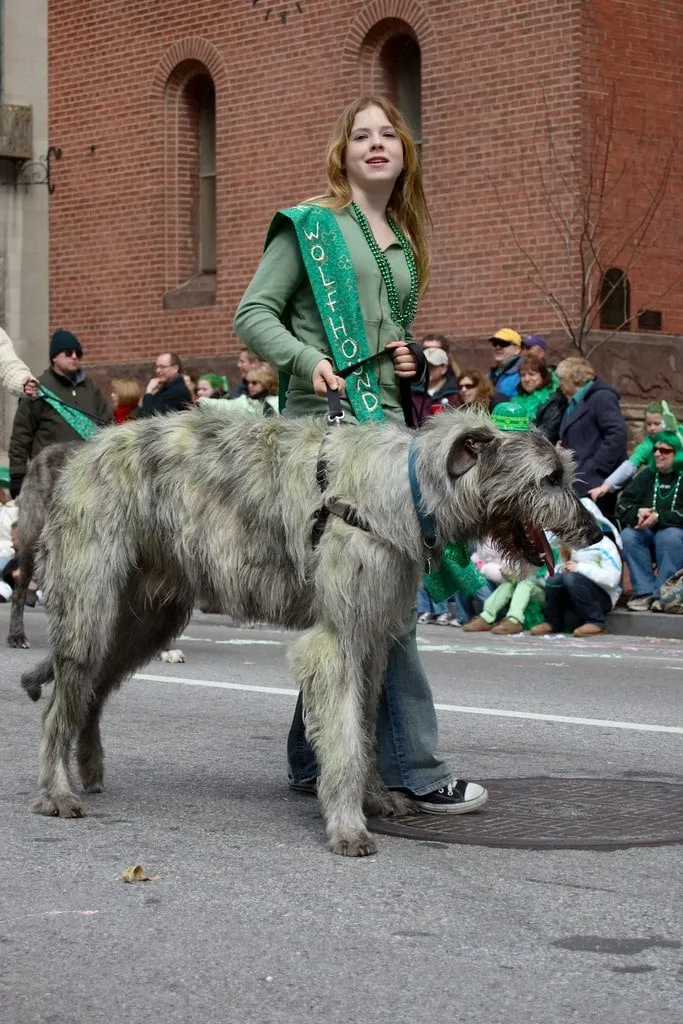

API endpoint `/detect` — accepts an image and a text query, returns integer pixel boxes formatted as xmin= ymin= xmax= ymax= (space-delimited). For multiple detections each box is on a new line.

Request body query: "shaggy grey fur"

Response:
xmin=7 ymin=441 xmax=81 ymax=648
xmin=22 ymin=404 xmax=600 ymax=856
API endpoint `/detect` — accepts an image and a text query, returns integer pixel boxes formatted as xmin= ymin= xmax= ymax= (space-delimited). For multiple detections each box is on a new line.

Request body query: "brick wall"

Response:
xmin=48 ymin=0 xmax=682 ymax=397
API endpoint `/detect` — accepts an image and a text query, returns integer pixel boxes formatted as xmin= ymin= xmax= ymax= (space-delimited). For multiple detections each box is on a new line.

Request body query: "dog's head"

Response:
xmin=416 ymin=410 xmax=602 ymax=573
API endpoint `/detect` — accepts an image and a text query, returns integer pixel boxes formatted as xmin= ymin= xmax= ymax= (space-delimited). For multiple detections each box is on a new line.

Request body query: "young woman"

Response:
xmin=234 ymin=95 xmax=487 ymax=814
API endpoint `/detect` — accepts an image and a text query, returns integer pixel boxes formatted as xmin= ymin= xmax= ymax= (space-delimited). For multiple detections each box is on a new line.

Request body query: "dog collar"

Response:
xmin=408 ymin=439 xmax=436 ymax=549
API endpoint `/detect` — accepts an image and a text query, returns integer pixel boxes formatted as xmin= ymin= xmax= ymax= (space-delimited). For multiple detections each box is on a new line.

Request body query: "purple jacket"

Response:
xmin=558 ymin=376 xmax=627 ymax=495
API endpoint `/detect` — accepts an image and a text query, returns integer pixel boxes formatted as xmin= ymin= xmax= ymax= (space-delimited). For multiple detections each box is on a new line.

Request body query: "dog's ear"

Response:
xmin=447 ymin=427 xmax=496 ymax=479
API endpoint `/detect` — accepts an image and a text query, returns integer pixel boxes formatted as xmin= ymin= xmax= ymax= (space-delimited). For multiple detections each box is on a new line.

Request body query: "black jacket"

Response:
xmin=616 ymin=467 xmax=683 ymax=531
xmin=9 ymin=367 xmax=111 ymax=497
xmin=558 ymin=376 xmax=627 ymax=495
xmin=535 ymin=391 xmax=568 ymax=445
xmin=138 ymin=374 xmax=193 ymax=418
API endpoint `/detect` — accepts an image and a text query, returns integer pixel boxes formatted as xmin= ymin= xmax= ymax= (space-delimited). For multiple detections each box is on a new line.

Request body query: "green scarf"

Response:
xmin=39 ymin=385 xmax=98 ymax=442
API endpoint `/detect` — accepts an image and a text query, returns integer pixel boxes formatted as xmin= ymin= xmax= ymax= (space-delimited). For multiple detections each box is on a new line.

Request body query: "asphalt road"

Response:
xmin=1 ymin=606 xmax=682 ymax=1024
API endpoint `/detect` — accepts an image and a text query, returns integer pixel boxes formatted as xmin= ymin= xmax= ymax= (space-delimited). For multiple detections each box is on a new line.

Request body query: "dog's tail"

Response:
xmin=21 ymin=656 xmax=54 ymax=702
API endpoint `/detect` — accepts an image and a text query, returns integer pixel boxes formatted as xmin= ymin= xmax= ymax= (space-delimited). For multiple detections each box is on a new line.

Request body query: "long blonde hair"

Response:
xmin=309 ymin=95 xmax=431 ymax=293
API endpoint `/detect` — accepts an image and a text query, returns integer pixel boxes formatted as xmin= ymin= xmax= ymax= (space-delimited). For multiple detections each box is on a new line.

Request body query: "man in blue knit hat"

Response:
xmin=8 ymin=329 xmax=112 ymax=497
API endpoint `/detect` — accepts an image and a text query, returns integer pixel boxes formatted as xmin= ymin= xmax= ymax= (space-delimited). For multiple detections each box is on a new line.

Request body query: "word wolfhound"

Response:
xmin=22 ymin=404 xmax=600 ymax=856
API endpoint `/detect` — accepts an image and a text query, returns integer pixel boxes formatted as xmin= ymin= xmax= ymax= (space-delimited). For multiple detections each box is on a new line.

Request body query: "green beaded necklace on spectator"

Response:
xmin=351 ymin=202 xmax=419 ymax=327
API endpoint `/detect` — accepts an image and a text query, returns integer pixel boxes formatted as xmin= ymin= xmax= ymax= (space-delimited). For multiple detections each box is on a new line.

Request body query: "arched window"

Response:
xmin=162 ymin=64 xmax=217 ymax=310
xmin=379 ymin=33 xmax=422 ymax=145
xmin=599 ymin=268 xmax=630 ymax=329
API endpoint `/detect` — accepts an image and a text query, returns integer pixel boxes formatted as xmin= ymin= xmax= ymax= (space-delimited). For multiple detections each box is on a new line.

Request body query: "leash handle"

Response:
xmin=325 ymin=385 xmax=345 ymax=425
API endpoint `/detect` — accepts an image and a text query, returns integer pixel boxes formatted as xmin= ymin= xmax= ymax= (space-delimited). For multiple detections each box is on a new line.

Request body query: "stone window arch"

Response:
xmin=156 ymin=57 xmax=220 ymax=309
xmin=359 ymin=20 xmax=423 ymax=147
xmin=599 ymin=267 xmax=630 ymax=330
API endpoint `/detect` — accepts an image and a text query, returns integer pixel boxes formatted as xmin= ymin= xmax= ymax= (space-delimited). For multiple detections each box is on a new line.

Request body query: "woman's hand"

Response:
xmin=588 ymin=483 xmax=609 ymax=500
xmin=312 ymin=360 xmax=346 ymax=398
xmin=22 ymin=376 xmax=39 ymax=398
xmin=386 ymin=341 xmax=418 ymax=378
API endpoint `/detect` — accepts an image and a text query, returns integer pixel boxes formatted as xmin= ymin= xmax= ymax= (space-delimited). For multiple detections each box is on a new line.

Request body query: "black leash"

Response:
xmin=309 ymin=343 xmax=426 ymax=548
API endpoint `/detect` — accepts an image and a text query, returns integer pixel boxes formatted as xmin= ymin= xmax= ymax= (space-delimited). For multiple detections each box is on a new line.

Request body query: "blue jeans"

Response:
xmin=453 ymin=583 xmax=494 ymax=624
xmin=416 ymin=584 xmax=449 ymax=617
xmin=287 ymin=613 xmax=453 ymax=796
xmin=621 ymin=526 xmax=683 ymax=598
xmin=545 ymin=572 xmax=612 ymax=629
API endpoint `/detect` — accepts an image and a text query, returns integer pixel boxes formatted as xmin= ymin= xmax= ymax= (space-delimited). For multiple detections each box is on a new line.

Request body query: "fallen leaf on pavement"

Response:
xmin=121 ymin=865 xmax=160 ymax=883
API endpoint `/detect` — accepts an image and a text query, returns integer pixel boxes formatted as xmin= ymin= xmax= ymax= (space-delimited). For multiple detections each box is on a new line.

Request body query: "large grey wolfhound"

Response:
xmin=22 ymin=403 xmax=600 ymax=856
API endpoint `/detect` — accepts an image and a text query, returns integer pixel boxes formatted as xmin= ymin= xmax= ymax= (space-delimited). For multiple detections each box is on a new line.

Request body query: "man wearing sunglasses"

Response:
xmin=8 ymin=329 xmax=112 ymax=498
xmin=616 ymin=430 xmax=683 ymax=612
xmin=487 ymin=327 xmax=523 ymax=399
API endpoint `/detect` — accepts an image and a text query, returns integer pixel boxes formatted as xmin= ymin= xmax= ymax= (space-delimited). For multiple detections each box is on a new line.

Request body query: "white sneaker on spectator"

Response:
xmin=626 ymin=595 xmax=653 ymax=612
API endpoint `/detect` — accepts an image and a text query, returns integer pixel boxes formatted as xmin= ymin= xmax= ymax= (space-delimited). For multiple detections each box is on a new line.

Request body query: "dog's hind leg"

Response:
xmin=73 ymin=588 xmax=193 ymax=798
xmin=291 ymin=626 xmax=378 ymax=857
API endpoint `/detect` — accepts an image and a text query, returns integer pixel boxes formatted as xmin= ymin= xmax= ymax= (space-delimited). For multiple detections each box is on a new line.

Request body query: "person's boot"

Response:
xmin=491 ymin=617 xmax=523 ymax=634
xmin=463 ymin=615 xmax=493 ymax=633
xmin=530 ymin=622 xmax=555 ymax=636
xmin=573 ymin=622 xmax=605 ymax=637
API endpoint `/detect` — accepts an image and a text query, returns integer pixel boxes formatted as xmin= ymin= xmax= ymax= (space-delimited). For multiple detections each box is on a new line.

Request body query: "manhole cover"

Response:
xmin=367 ymin=777 xmax=683 ymax=850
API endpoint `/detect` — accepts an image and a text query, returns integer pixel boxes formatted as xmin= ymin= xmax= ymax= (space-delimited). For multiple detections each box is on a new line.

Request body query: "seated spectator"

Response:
xmin=226 ymin=363 xmax=279 ymax=416
xmin=412 ymin=348 xmax=459 ymax=426
xmin=420 ymin=333 xmax=460 ymax=382
xmin=196 ymin=373 xmax=229 ymax=400
xmin=464 ymin=401 xmax=551 ymax=633
xmin=455 ymin=369 xmax=494 ymax=412
xmin=531 ymin=498 xmax=622 ymax=637
xmin=110 ymin=378 xmax=141 ymax=424
xmin=231 ymin=346 xmax=263 ymax=398
xmin=138 ymin=352 xmax=193 ymax=418
xmin=589 ymin=400 xmax=680 ymax=501
xmin=616 ymin=429 xmax=683 ymax=611
xmin=556 ymin=357 xmax=627 ymax=515
xmin=0 ymin=521 xmax=38 ymax=605
xmin=521 ymin=334 xmax=552 ymax=365
xmin=487 ymin=328 xmax=523 ymax=399
xmin=513 ymin=354 xmax=558 ymax=422
xmin=451 ymin=542 xmax=498 ymax=625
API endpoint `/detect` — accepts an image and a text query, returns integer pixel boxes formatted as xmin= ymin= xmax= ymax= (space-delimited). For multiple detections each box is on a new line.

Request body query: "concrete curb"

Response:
xmin=189 ymin=609 xmax=683 ymax=642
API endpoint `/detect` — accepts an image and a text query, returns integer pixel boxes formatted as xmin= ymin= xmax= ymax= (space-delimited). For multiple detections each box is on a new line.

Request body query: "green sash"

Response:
xmin=39 ymin=385 xmax=98 ymax=442
xmin=269 ymin=205 xmax=480 ymax=597
xmin=267 ymin=205 xmax=384 ymax=424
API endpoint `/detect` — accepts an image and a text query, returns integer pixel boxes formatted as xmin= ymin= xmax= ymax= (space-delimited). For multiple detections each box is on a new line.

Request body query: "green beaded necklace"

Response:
xmin=653 ymin=470 xmax=681 ymax=511
xmin=351 ymin=202 xmax=419 ymax=327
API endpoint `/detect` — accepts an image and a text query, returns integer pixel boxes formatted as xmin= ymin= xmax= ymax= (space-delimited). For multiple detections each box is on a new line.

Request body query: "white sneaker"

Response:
xmin=414 ymin=780 xmax=488 ymax=814
xmin=626 ymin=596 xmax=653 ymax=612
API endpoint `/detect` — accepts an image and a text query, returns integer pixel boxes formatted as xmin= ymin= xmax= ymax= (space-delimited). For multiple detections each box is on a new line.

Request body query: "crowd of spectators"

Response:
xmin=2 ymin=326 xmax=681 ymax=628
xmin=414 ymin=328 xmax=683 ymax=632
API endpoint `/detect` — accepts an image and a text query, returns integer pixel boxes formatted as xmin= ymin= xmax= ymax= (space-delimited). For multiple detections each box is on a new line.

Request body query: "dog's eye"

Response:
xmin=545 ymin=468 xmax=563 ymax=486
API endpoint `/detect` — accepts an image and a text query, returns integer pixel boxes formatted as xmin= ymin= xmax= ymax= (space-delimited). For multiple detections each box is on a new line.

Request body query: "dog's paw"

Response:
xmin=329 ymin=832 xmax=378 ymax=857
xmin=364 ymin=789 xmax=416 ymax=817
xmin=7 ymin=634 xmax=30 ymax=649
xmin=160 ymin=649 xmax=185 ymax=664
xmin=31 ymin=792 xmax=85 ymax=818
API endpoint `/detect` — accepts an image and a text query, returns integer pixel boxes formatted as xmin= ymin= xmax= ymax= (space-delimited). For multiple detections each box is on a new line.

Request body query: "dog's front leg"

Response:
xmin=290 ymin=626 xmax=378 ymax=857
